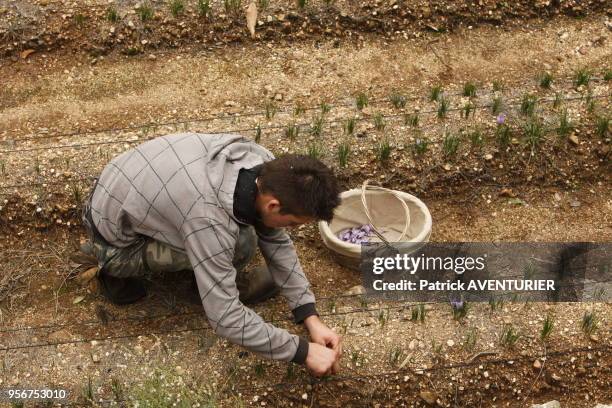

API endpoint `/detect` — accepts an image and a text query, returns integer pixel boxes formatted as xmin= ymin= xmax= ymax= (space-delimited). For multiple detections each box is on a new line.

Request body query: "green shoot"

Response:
xmin=320 ymin=101 xmax=331 ymax=115
xmin=293 ymin=103 xmax=305 ymax=116
xmin=82 ymin=376 xmax=94 ymax=403
xmin=553 ymin=92 xmax=562 ymax=110
xmin=468 ymin=129 xmax=484 ymax=147
xmin=285 ymin=123 xmax=299 ymax=139
xmin=499 ymin=324 xmax=520 ymax=348
xmin=492 ymin=80 xmax=503 ymax=92
xmin=496 ymin=124 xmax=511 ymax=148
xmin=604 ymin=69 xmax=612 ymax=81
xmin=310 ymin=115 xmax=324 ymax=136
xmin=169 ymin=0 xmax=185 ymax=17
xmin=430 ymin=85 xmax=442 ymax=102
xmin=437 ymin=97 xmax=449 ymax=119
xmin=520 ymin=94 xmax=537 ymax=116
xmin=443 ymin=131 xmax=460 ymax=157
xmin=297 ymin=0 xmax=307 ymax=9
xmin=556 ymin=108 xmax=573 ymax=139
xmin=389 ymin=92 xmax=407 ymax=109
xmin=523 ymin=118 xmax=544 ymax=152
xmin=106 ymin=7 xmax=119 ymax=22
xmin=574 ymin=68 xmax=591 ymax=88
xmin=451 ymin=301 xmax=468 ymax=320
xmin=405 ymin=113 xmax=419 ymax=127
xmin=265 ymin=101 xmax=276 ymax=120
xmin=539 ymin=72 xmax=553 ymax=89
xmin=540 ymin=314 xmax=554 ymax=341
xmin=491 ymin=96 xmax=503 ymax=115
xmin=585 ymin=91 xmax=596 ymax=113
xmin=388 ymin=346 xmax=404 ymax=367
xmin=462 ymin=101 xmax=475 ymax=119
xmin=463 ymin=82 xmax=477 ymax=97
xmin=343 ymin=118 xmax=356 ymax=135
xmin=224 ymin=0 xmax=242 ymax=14
xmin=254 ymin=362 xmax=265 ymax=377
xmin=197 ymin=0 xmax=211 ymax=16
xmin=137 ymin=3 xmax=154 ymax=21
xmin=373 ymin=112 xmax=386 ymax=131
xmin=74 ymin=14 xmax=86 ymax=26
xmin=412 ymin=136 xmax=428 ymax=155
xmin=410 ymin=304 xmax=426 ymax=322
xmin=489 ymin=295 xmax=504 ymax=311
xmin=378 ymin=308 xmax=389 ymax=327
xmin=111 ymin=378 xmax=123 ymax=401
xmin=338 ymin=142 xmax=350 ymax=168
xmin=464 ymin=327 xmax=478 ymax=351
xmin=356 ymin=92 xmax=368 ymax=110
xmin=307 ymin=143 xmax=321 ymax=160
xmin=595 ymin=116 xmax=609 ymax=138
xmin=254 ymin=124 xmax=261 ymax=143
xmin=581 ymin=311 xmax=599 ymax=335
xmin=375 ymin=138 xmax=392 ymax=164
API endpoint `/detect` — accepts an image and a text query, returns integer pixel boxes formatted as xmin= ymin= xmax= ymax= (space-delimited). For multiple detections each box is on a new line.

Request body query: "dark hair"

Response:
xmin=259 ymin=155 xmax=341 ymax=222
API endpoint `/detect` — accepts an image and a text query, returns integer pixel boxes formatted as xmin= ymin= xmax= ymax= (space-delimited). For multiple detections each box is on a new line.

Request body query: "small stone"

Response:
xmin=533 ymin=359 xmax=542 ymax=370
xmin=419 ymin=390 xmax=437 ymax=405
xmin=484 ymin=153 xmax=493 ymax=161
xmin=274 ymin=93 xmax=283 ymax=101
xmin=343 ymin=285 xmax=365 ymax=296
xmin=408 ymin=339 xmax=418 ymax=350
xmin=551 ymin=373 xmax=562 ymax=382
xmin=446 ymin=340 xmax=455 ymax=347
xmin=92 ymin=354 xmax=100 ymax=363
xmin=499 ymin=188 xmax=515 ymax=198
xmin=569 ymin=134 xmax=579 ymax=145
xmin=570 ymin=200 xmax=581 ymax=208
xmin=443 ymin=163 xmax=452 ymax=171
xmin=301 ymin=393 xmax=308 ymax=400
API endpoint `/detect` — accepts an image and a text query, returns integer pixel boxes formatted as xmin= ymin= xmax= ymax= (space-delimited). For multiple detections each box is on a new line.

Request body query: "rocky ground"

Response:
xmin=0 ymin=1 xmax=611 ymax=407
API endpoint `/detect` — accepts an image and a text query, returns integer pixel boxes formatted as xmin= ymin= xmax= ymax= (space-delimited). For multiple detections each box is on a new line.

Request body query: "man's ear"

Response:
xmin=265 ymin=197 xmax=282 ymax=214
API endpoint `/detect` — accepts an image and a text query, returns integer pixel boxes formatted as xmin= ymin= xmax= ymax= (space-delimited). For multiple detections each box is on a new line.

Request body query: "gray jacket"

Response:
xmin=90 ymin=133 xmax=316 ymax=362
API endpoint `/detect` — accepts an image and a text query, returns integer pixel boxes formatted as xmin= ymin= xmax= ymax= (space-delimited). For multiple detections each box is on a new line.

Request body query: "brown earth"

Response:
xmin=0 ymin=4 xmax=610 ymax=408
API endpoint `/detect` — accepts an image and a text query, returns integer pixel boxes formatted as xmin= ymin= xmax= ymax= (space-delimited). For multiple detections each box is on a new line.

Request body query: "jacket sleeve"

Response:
xmin=182 ymin=216 xmax=306 ymax=362
xmin=256 ymin=227 xmax=319 ymax=324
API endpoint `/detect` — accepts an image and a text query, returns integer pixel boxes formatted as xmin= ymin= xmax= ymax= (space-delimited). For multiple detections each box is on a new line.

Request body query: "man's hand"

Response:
xmin=304 ymin=315 xmax=342 ymax=374
xmin=305 ymin=342 xmax=338 ymax=377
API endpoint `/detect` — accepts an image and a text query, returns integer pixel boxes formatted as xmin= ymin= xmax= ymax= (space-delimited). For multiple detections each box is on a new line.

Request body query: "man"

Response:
xmin=77 ymin=132 xmax=343 ymax=376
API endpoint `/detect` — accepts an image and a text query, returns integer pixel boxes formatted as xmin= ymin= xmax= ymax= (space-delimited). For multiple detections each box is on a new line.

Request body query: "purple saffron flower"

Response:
xmin=496 ymin=113 xmax=506 ymax=125
xmin=450 ymin=299 xmax=464 ymax=310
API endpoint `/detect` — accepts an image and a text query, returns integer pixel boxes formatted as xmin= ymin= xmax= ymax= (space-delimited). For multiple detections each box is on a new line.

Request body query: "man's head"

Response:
xmin=255 ymin=154 xmax=341 ymax=229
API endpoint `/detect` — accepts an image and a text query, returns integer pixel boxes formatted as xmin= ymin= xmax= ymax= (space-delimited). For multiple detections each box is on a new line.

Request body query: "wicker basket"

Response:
xmin=318 ymin=181 xmax=432 ymax=271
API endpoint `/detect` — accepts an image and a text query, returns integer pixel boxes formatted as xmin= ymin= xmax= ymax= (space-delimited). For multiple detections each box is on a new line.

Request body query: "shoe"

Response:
xmin=237 ymin=266 xmax=280 ymax=305
xmin=97 ymin=270 xmax=147 ymax=305
xmin=69 ymin=241 xmax=99 ymax=267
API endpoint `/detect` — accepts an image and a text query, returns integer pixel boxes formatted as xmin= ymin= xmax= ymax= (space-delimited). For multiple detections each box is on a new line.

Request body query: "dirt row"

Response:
xmin=1 ymin=0 xmax=610 ymax=60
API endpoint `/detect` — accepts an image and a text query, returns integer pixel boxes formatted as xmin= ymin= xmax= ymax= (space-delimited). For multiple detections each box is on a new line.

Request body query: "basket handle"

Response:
xmin=360 ymin=179 xmax=411 ymax=245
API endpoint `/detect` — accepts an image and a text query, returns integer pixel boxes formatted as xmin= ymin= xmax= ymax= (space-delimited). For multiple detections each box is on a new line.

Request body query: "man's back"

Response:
xmin=90 ymin=132 xmax=272 ymax=249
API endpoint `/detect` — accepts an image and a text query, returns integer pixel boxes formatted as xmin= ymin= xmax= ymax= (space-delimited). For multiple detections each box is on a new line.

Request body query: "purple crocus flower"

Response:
xmin=450 ymin=299 xmax=464 ymax=310
xmin=496 ymin=114 xmax=506 ymax=125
